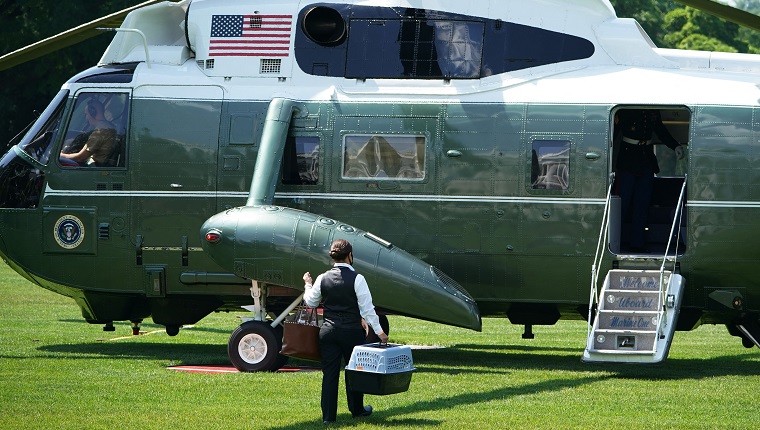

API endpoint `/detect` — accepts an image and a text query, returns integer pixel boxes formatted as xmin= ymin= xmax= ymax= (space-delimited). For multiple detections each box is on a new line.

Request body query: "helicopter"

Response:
xmin=3 ymin=0 xmax=760 ymax=371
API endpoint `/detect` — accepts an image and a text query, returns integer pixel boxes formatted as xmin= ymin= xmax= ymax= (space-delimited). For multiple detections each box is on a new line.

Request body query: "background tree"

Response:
xmin=735 ymin=0 xmax=760 ymax=52
xmin=609 ymin=0 xmax=682 ymax=47
xmin=0 ymin=1 xmax=144 ymax=152
xmin=662 ymin=6 xmax=745 ymax=52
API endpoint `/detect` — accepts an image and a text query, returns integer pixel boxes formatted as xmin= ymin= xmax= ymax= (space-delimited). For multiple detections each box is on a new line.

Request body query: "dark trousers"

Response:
xmin=618 ymin=171 xmax=654 ymax=249
xmin=319 ymin=322 xmax=366 ymax=421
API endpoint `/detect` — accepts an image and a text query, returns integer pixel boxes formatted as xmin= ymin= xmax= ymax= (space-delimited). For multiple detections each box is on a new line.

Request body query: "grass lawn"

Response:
xmin=1 ymin=261 xmax=759 ymax=429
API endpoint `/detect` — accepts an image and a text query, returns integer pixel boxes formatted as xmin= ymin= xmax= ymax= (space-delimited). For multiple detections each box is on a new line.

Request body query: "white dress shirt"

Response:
xmin=303 ymin=263 xmax=384 ymax=335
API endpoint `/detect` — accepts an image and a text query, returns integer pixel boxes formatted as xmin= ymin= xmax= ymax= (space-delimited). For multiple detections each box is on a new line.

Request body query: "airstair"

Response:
xmin=582 ymin=174 xmax=686 ymax=363
xmin=583 ymin=269 xmax=683 ymax=363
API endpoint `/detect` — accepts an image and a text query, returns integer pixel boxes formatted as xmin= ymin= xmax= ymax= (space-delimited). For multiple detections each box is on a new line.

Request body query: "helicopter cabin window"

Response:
xmin=282 ymin=136 xmax=320 ymax=185
xmin=295 ymin=6 xmax=594 ymax=79
xmin=343 ymin=134 xmax=425 ymax=180
xmin=346 ymin=19 xmax=484 ymax=79
xmin=59 ymin=92 xmax=128 ymax=168
xmin=530 ymin=140 xmax=570 ymax=190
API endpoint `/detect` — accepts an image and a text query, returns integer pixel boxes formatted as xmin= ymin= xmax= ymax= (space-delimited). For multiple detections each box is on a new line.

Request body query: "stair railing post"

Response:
xmin=588 ymin=173 xmax=615 ymax=341
xmin=660 ymin=174 xmax=687 ymax=306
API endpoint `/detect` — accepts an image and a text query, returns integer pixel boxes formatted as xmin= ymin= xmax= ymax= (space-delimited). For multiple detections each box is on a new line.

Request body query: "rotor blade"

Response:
xmin=0 ymin=0 xmax=167 ymax=71
xmin=672 ymin=0 xmax=760 ymax=33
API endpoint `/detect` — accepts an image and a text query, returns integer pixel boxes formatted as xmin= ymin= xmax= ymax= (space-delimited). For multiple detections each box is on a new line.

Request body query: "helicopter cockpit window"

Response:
xmin=530 ymin=140 xmax=570 ymax=190
xmin=282 ymin=136 xmax=320 ymax=185
xmin=17 ymin=89 xmax=69 ymax=166
xmin=343 ymin=134 xmax=425 ymax=180
xmin=59 ymin=92 xmax=128 ymax=168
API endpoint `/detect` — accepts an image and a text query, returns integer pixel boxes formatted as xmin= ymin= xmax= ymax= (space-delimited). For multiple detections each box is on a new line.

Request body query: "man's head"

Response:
xmin=84 ymin=99 xmax=105 ymax=122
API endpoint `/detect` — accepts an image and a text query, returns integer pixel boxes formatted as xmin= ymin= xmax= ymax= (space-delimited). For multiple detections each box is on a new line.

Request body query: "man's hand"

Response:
xmin=303 ymin=272 xmax=313 ymax=287
xmin=675 ymin=145 xmax=684 ymax=160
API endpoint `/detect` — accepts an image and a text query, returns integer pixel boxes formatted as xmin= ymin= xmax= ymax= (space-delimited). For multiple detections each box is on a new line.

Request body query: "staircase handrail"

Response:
xmin=659 ymin=174 xmax=687 ymax=305
xmin=588 ymin=173 xmax=616 ymax=340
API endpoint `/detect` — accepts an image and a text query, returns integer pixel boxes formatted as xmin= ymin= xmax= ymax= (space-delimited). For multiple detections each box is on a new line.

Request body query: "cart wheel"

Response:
xmin=228 ymin=321 xmax=287 ymax=372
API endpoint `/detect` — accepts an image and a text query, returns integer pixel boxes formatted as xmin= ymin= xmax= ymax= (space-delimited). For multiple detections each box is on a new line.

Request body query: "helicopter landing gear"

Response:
xmin=227 ymin=281 xmax=303 ymax=371
xmin=102 ymin=321 xmax=115 ymax=332
xmin=228 ymin=321 xmax=288 ymax=372
xmin=736 ymin=320 xmax=760 ymax=348
xmin=165 ymin=324 xmax=180 ymax=336
xmin=727 ymin=318 xmax=760 ymax=348
xmin=130 ymin=319 xmax=143 ymax=335
xmin=364 ymin=314 xmax=390 ymax=343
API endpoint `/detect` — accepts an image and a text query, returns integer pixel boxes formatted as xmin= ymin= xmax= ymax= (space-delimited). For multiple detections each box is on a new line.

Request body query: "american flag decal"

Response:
xmin=209 ymin=14 xmax=292 ymax=57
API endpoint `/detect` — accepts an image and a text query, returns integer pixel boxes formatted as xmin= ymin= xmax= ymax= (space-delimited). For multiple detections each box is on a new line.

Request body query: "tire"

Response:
xmin=364 ymin=314 xmax=390 ymax=343
xmin=165 ymin=325 xmax=180 ymax=336
xmin=228 ymin=321 xmax=287 ymax=372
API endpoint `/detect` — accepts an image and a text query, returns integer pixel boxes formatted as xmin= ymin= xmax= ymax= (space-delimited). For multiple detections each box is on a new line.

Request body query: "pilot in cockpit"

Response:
xmin=60 ymin=99 xmax=117 ymax=167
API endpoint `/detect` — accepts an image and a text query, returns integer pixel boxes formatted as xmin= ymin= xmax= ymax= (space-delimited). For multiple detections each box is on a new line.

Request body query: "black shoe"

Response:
xmin=323 ymin=419 xmax=334 ymax=425
xmin=352 ymin=405 xmax=372 ymax=418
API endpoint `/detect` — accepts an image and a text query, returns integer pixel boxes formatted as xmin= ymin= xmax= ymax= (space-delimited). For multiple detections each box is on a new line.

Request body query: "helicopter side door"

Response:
xmin=129 ymin=85 xmax=223 ymax=296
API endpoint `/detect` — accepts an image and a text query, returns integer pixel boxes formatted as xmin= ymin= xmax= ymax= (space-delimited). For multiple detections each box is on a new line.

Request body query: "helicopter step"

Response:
xmin=583 ymin=269 xmax=684 ymax=363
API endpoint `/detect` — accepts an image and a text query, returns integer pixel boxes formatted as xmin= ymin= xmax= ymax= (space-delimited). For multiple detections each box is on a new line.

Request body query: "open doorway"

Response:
xmin=609 ymin=106 xmax=689 ymax=256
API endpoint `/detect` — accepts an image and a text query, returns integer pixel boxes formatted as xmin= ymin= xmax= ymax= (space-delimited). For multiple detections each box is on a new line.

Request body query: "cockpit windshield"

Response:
xmin=17 ymin=89 xmax=69 ymax=165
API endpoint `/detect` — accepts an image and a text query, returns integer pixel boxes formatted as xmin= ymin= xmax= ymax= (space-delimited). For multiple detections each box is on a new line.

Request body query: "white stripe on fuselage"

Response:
xmin=43 ymin=185 xmax=606 ymax=205
xmin=43 ymin=185 xmax=760 ymax=208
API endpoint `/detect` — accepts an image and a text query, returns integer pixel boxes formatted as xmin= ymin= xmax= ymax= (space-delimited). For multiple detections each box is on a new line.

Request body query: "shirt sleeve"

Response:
xmin=354 ymin=274 xmax=383 ymax=334
xmin=652 ymin=112 xmax=680 ymax=149
xmin=303 ymin=274 xmax=323 ymax=308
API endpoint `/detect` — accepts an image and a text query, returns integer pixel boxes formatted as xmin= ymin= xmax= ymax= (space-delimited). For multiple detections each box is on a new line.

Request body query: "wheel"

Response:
xmin=742 ymin=336 xmax=755 ymax=348
xmin=228 ymin=321 xmax=287 ymax=372
xmin=165 ymin=325 xmax=180 ymax=336
xmin=364 ymin=314 xmax=390 ymax=343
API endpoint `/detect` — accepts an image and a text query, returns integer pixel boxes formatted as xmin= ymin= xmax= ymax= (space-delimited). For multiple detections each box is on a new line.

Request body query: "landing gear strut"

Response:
xmin=131 ymin=319 xmax=143 ymax=336
xmin=728 ymin=321 xmax=760 ymax=349
xmin=727 ymin=318 xmax=760 ymax=348
xmin=522 ymin=324 xmax=535 ymax=339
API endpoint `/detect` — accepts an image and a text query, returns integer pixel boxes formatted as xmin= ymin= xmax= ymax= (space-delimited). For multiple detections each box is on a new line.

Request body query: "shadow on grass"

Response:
xmin=412 ymin=343 xmax=760 ymax=379
xmin=57 ymin=318 xmax=236 ymax=335
xmin=23 ymin=337 xmax=758 ymax=382
xmin=26 ymin=342 xmax=231 ymax=365
xmin=263 ymin=375 xmax=607 ymax=429
xmin=260 ymin=346 xmax=760 ymax=429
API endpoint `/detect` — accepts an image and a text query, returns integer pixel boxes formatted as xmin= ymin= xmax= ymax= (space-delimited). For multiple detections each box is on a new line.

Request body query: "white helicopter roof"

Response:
xmin=95 ymin=0 xmax=760 ymax=107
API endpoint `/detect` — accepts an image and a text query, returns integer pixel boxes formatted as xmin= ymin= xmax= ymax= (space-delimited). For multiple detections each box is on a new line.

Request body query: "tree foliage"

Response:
xmin=735 ymin=0 xmax=760 ymax=53
xmin=609 ymin=0 xmax=682 ymax=47
xmin=0 ymin=1 xmax=145 ymax=151
xmin=611 ymin=0 xmax=760 ymax=53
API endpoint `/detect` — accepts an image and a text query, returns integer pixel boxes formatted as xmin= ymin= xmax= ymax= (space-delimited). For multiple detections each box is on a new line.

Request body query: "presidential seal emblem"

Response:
xmin=54 ymin=215 xmax=85 ymax=249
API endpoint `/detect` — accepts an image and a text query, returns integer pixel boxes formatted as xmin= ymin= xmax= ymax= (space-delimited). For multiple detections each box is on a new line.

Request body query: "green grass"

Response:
xmin=1 ymin=261 xmax=759 ymax=429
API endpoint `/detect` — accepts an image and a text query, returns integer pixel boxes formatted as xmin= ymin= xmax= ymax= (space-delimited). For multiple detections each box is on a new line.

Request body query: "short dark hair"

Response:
xmin=329 ymin=239 xmax=352 ymax=260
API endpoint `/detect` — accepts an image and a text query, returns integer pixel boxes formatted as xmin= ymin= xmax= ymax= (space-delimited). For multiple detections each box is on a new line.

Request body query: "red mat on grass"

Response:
xmin=168 ymin=364 xmax=320 ymax=374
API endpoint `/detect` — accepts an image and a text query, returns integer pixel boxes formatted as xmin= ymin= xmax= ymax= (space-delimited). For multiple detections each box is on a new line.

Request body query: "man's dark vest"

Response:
xmin=321 ymin=266 xmax=362 ymax=327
